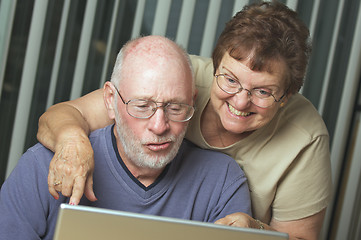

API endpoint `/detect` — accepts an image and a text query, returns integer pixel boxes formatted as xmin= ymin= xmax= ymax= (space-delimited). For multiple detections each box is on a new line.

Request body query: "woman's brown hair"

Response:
xmin=212 ymin=1 xmax=312 ymax=94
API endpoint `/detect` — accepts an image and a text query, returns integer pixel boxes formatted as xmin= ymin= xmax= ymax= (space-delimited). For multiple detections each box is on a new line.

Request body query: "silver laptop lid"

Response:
xmin=54 ymin=204 xmax=288 ymax=240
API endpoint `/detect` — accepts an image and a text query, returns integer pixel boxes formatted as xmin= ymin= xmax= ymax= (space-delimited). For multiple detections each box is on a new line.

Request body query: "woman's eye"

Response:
xmin=254 ymin=89 xmax=272 ymax=97
xmin=225 ymin=77 xmax=238 ymax=85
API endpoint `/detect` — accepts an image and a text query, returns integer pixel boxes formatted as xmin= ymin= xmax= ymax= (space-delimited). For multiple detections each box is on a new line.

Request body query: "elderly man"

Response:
xmin=0 ymin=36 xmax=251 ymax=239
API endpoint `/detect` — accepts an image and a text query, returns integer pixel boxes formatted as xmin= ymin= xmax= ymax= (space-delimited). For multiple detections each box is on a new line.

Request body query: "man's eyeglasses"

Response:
xmin=215 ymin=74 xmax=287 ymax=108
xmin=113 ymin=84 xmax=195 ymax=122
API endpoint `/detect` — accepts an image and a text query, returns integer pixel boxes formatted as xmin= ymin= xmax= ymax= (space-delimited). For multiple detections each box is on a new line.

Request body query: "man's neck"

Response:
xmin=112 ymin=125 xmax=166 ymax=187
xmin=115 ymin=141 xmax=164 ymax=187
xmin=124 ymin=162 xmax=164 ymax=187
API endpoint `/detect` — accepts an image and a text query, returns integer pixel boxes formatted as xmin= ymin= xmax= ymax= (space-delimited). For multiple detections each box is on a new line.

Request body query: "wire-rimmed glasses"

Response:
xmin=113 ymin=85 xmax=195 ymax=122
xmin=215 ymin=74 xmax=286 ymax=108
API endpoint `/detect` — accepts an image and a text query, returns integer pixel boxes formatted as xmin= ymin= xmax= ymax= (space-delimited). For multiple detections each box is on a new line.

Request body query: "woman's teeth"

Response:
xmin=228 ymin=104 xmax=251 ymax=117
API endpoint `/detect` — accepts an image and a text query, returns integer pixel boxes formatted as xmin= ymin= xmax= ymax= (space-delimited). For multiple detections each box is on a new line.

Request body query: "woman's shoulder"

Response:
xmin=189 ymin=55 xmax=214 ymax=88
xmin=281 ymin=93 xmax=329 ymax=137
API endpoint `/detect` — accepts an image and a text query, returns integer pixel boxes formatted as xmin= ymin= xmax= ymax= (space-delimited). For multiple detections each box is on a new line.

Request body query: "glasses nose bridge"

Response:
xmin=236 ymin=85 xmax=252 ymax=98
xmin=150 ymin=102 xmax=168 ymax=118
xmin=152 ymin=101 xmax=167 ymax=110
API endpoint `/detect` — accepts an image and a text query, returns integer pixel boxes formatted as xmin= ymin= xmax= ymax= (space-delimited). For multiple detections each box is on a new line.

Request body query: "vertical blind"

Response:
xmin=0 ymin=0 xmax=360 ymax=239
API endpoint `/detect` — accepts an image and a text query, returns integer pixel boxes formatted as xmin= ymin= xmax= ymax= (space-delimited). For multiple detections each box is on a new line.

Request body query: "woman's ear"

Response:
xmin=103 ymin=81 xmax=116 ymax=120
xmin=280 ymin=91 xmax=293 ymax=107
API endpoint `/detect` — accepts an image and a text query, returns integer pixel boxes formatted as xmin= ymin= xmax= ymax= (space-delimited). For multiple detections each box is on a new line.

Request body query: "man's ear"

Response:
xmin=103 ymin=81 xmax=116 ymax=120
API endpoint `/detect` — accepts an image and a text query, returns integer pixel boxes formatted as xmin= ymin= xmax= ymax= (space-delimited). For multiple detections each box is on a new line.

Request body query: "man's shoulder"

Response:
xmin=26 ymin=143 xmax=54 ymax=160
xmin=7 ymin=143 xmax=52 ymax=181
xmin=89 ymin=125 xmax=109 ymax=138
xmin=89 ymin=125 xmax=112 ymax=144
xmin=177 ymin=140 xmax=246 ymax=184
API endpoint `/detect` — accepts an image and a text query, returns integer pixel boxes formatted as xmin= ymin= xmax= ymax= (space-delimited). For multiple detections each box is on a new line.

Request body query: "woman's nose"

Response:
xmin=232 ymin=89 xmax=252 ymax=109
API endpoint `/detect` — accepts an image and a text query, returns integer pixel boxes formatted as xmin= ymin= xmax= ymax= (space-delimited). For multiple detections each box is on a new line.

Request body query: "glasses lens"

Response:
xmin=216 ymin=75 xmax=240 ymax=94
xmin=127 ymin=99 xmax=155 ymax=118
xmin=250 ymin=89 xmax=275 ymax=108
xmin=249 ymin=96 xmax=274 ymax=108
xmin=166 ymin=103 xmax=195 ymax=122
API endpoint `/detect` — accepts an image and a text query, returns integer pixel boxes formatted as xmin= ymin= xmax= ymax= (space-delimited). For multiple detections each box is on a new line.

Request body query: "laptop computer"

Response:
xmin=53 ymin=204 xmax=288 ymax=240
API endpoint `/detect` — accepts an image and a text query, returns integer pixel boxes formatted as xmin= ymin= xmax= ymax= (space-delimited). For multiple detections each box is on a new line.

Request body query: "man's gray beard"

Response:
xmin=114 ymin=112 xmax=186 ymax=169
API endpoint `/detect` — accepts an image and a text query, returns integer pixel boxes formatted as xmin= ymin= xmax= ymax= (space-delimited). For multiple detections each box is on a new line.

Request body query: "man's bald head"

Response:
xmin=111 ymin=36 xmax=194 ymax=94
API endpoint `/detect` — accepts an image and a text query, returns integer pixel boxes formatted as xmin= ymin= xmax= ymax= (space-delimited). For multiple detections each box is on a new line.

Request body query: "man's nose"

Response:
xmin=147 ymin=107 xmax=170 ymax=135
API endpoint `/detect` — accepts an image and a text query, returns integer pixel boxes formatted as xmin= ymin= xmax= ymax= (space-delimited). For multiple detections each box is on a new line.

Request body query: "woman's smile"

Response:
xmin=228 ymin=102 xmax=251 ymax=117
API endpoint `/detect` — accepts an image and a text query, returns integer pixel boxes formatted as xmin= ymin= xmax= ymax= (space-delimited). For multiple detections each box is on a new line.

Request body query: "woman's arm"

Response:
xmin=38 ymin=89 xmax=111 ymax=147
xmin=270 ymin=208 xmax=326 ymax=240
xmin=37 ymin=88 xmax=113 ymax=204
xmin=215 ymin=208 xmax=326 ymax=240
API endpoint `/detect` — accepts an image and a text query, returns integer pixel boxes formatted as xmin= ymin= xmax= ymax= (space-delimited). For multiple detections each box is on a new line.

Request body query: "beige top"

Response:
xmin=186 ymin=55 xmax=332 ymax=223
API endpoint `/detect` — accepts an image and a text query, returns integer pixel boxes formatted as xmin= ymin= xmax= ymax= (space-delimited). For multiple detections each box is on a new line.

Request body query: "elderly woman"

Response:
xmin=37 ymin=1 xmax=332 ymax=239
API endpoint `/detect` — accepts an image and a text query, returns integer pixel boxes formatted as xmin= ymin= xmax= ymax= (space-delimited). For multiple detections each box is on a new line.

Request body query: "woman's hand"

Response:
xmin=215 ymin=212 xmax=264 ymax=229
xmin=47 ymin=133 xmax=97 ymax=205
xmin=38 ymin=89 xmax=111 ymax=204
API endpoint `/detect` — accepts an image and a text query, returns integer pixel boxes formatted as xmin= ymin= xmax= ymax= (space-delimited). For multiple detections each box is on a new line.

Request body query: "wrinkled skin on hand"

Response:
xmin=47 ymin=135 xmax=97 ymax=204
xmin=215 ymin=212 xmax=260 ymax=229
